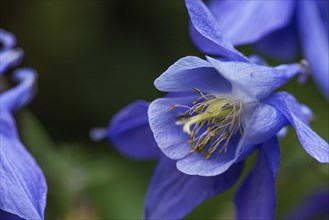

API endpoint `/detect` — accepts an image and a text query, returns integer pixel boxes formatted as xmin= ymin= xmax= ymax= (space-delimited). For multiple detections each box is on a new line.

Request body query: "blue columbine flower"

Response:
xmin=147 ymin=56 xmax=328 ymax=219
xmin=93 ymin=1 xmax=328 ymax=219
xmin=146 ymin=2 xmax=328 ymax=218
xmin=92 ymin=52 xmax=329 ymax=219
xmin=0 ymin=29 xmax=47 ymax=220
xmin=188 ymin=0 xmax=329 ymax=99
xmin=156 ymin=0 xmax=328 ymax=173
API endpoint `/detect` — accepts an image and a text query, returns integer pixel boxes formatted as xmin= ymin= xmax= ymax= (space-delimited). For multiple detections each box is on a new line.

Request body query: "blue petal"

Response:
xmin=0 ymin=210 xmax=24 ymax=220
xmin=148 ymin=96 xmax=197 ymax=160
xmin=284 ymin=190 xmax=329 ymax=220
xmin=277 ymin=127 xmax=288 ymax=139
xmin=185 ymin=0 xmax=247 ymax=62
xmin=154 ymin=56 xmax=232 ymax=94
xmin=207 ymin=0 xmax=296 ymax=46
xmin=235 ymin=137 xmax=280 ymax=220
xmin=299 ymin=104 xmax=314 ymax=126
xmin=235 ymin=103 xmax=288 ymax=161
xmin=315 ymin=1 xmax=328 ymax=37
xmin=264 ymin=92 xmax=329 ymax=163
xmin=176 ymin=134 xmax=240 ymax=176
xmin=0 ymin=110 xmax=47 ymax=220
xmin=298 ymin=1 xmax=329 ymax=99
xmin=0 ymin=28 xmax=16 ymax=51
xmin=207 ymin=56 xmax=303 ymax=101
xmin=243 ymin=103 xmax=288 ymax=145
xmin=247 ymin=55 xmax=268 ymax=66
xmin=0 ymin=49 xmax=24 ymax=75
xmin=0 ymin=68 xmax=37 ymax=112
xmin=144 ymin=156 xmax=244 ymax=220
xmin=108 ymin=100 xmax=161 ymax=160
xmin=253 ymin=20 xmax=299 ymax=61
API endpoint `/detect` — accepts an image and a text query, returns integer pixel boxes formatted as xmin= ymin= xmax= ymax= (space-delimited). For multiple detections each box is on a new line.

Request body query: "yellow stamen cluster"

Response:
xmin=171 ymin=88 xmax=243 ymax=160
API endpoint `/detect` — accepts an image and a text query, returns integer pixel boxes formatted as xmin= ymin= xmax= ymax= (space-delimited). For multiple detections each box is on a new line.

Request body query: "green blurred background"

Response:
xmin=1 ymin=1 xmax=328 ymax=219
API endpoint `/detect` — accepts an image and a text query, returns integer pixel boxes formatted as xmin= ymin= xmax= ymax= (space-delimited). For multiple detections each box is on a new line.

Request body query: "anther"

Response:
xmin=173 ymin=89 xmax=244 ymax=160
xmin=193 ymin=87 xmax=202 ymax=94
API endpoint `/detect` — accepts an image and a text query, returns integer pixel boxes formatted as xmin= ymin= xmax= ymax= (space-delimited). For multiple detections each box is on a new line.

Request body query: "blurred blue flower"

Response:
xmin=0 ymin=29 xmax=47 ymax=220
xmin=0 ymin=30 xmax=23 ymax=74
xmin=189 ymin=0 xmax=329 ymax=99
xmin=285 ymin=190 xmax=329 ymax=220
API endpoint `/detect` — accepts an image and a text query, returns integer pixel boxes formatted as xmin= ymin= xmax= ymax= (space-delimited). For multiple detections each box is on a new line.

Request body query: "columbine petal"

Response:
xmin=247 ymin=55 xmax=268 ymax=66
xmin=316 ymin=1 xmax=329 ymax=37
xmin=148 ymin=96 xmax=197 ymax=160
xmin=0 ymin=111 xmax=47 ymax=220
xmin=235 ymin=137 xmax=280 ymax=220
xmin=207 ymin=0 xmax=295 ymax=46
xmin=0 ymin=68 xmax=37 ymax=112
xmin=298 ymin=1 xmax=329 ymax=99
xmin=154 ymin=56 xmax=231 ymax=94
xmin=0 ymin=49 xmax=24 ymax=75
xmin=176 ymin=134 xmax=240 ymax=176
xmin=0 ymin=210 xmax=24 ymax=220
xmin=0 ymin=210 xmax=23 ymax=220
xmin=264 ymin=92 xmax=329 ymax=163
xmin=277 ymin=127 xmax=288 ymax=139
xmin=144 ymin=156 xmax=244 ymax=220
xmin=235 ymin=103 xmax=288 ymax=161
xmin=243 ymin=103 xmax=288 ymax=145
xmin=206 ymin=56 xmax=303 ymax=101
xmin=108 ymin=100 xmax=161 ymax=160
xmin=253 ymin=21 xmax=299 ymax=61
xmin=0 ymin=28 xmax=16 ymax=51
xmin=185 ymin=0 xmax=247 ymax=62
